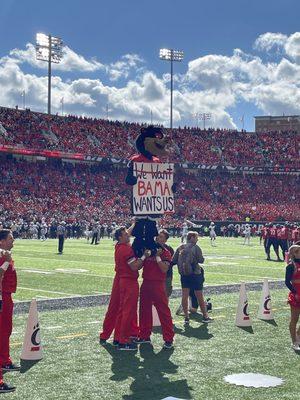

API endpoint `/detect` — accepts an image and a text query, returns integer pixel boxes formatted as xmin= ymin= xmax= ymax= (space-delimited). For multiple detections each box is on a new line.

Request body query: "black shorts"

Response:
xmin=180 ymin=274 xmax=204 ymax=291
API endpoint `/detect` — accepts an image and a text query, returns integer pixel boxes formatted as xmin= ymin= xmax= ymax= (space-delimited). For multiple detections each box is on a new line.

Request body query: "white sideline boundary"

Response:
xmin=13 ymin=279 xmax=286 ymax=315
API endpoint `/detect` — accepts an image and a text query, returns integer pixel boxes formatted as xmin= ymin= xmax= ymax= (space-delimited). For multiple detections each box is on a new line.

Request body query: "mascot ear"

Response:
xmin=126 ymin=161 xmax=137 ymax=185
xmin=136 ymin=131 xmax=153 ymax=160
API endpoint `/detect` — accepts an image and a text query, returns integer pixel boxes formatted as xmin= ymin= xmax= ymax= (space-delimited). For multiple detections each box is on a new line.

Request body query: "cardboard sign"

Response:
xmin=132 ymin=162 xmax=174 ymax=215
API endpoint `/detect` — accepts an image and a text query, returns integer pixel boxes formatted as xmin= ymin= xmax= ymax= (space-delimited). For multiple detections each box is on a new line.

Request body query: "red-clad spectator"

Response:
xmin=0 ymin=230 xmax=19 ymax=381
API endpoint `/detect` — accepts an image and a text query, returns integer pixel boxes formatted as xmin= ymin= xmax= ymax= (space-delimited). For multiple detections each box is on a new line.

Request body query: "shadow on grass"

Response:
xmin=101 ymin=343 xmax=140 ymax=382
xmin=260 ymin=319 xmax=278 ymax=327
xmin=238 ymin=326 xmax=254 ymax=334
xmin=102 ymin=343 xmax=192 ymax=400
xmin=174 ymin=323 xmax=214 ymax=340
xmin=20 ymin=359 xmax=41 ymax=373
xmin=189 ymin=313 xmax=205 ymax=322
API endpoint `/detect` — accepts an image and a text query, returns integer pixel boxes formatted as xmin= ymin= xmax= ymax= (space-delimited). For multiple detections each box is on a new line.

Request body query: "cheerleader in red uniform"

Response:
xmin=285 ymin=245 xmax=300 ymax=351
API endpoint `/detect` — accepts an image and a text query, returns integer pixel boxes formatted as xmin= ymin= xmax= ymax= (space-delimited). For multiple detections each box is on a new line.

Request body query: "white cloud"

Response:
xmin=9 ymin=43 xmax=104 ymax=72
xmin=107 ymin=54 xmax=145 ymax=81
xmin=186 ymin=49 xmax=271 ymax=90
xmin=275 ymin=58 xmax=300 ymax=81
xmin=285 ymin=32 xmax=300 ymax=63
xmin=185 ymin=40 xmax=300 ymax=119
xmin=254 ymin=32 xmax=288 ymax=53
xmin=0 ymin=54 xmax=170 ymax=124
xmin=254 ymin=32 xmax=300 ymax=63
xmin=245 ymin=81 xmax=300 ymax=115
xmin=8 ymin=43 xmax=145 ymax=80
xmin=1 ymin=32 xmax=300 ymax=129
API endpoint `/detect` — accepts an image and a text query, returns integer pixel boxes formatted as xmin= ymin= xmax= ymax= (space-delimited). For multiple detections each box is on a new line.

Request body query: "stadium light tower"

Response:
xmin=36 ymin=33 xmax=63 ymax=115
xmin=159 ymin=48 xmax=184 ymax=130
xmin=199 ymin=112 xmax=211 ymax=130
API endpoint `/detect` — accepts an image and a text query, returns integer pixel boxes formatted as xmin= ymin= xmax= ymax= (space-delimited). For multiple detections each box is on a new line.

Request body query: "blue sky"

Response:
xmin=0 ymin=0 xmax=300 ymax=131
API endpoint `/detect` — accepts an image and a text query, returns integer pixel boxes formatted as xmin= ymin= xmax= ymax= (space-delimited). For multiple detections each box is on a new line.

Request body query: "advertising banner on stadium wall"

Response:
xmin=0 ymin=145 xmax=85 ymax=160
xmin=132 ymin=162 xmax=174 ymax=215
xmin=1 ymin=145 xmax=299 ymax=174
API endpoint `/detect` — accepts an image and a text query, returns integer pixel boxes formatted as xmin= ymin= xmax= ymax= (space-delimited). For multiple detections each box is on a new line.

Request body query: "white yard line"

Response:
xmin=206 ymin=263 xmax=284 ymax=271
xmin=20 ymin=269 xmax=53 ymax=275
xmin=15 ymin=255 xmax=109 ymax=264
xmin=14 ymin=249 xmax=109 ymax=256
xmin=86 ymin=321 xmax=101 ymax=325
xmin=17 ymin=286 xmax=81 ymax=296
xmin=206 ymin=271 xmax=278 ymax=280
xmin=206 ymin=255 xmax=259 ymax=260
xmin=207 ymin=262 xmax=240 ymax=265
xmin=18 ymin=268 xmax=113 ymax=279
xmin=44 ymin=326 xmax=63 ymax=330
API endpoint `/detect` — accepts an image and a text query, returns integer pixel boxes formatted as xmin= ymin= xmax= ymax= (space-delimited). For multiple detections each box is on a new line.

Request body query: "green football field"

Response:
xmin=12 ymin=237 xmax=286 ymax=302
xmin=5 ymin=237 xmax=298 ymax=399
xmin=7 ymin=289 xmax=298 ymax=400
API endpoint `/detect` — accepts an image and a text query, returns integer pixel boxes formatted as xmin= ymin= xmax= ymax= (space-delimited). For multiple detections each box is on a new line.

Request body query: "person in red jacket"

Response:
xmin=138 ymin=232 xmax=175 ymax=349
xmin=100 ymin=225 xmax=149 ymax=350
xmin=114 ymin=226 xmax=150 ymax=350
xmin=265 ymin=224 xmax=282 ymax=261
xmin=278 ymin=224 xmax=289 ymax=261
xmin=99 ymin=222 xmax=139 ymax=345
xmin=0 ymin=229 xmax=19 ymax=393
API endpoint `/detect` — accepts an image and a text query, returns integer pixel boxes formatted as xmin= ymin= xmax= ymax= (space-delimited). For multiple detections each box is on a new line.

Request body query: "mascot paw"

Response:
xmin=125 ymin=175 xmax=138 ymax=185
xmin=150 ymin=248 xmax=158 ymax=257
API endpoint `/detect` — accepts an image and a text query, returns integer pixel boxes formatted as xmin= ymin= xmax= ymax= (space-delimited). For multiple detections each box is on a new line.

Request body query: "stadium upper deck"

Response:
xmin=0 ymin=107 xmax=299 ymax=169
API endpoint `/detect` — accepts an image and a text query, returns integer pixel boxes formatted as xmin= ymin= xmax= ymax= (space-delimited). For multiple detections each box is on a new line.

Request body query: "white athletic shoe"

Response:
xmin=291 ymin=343 xmax=300 ymax=351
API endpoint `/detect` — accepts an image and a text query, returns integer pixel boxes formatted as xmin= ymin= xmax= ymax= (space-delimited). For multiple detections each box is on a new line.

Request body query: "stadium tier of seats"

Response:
xmin=0 ymin=107 xmax=299 ymax=225
xmin=0 ymin=158 xmax=299 ymax=225
xmin=0 ymin=107 xmax=299 ymax=168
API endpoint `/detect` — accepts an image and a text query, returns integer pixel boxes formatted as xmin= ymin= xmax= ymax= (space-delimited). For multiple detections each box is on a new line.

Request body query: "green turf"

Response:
xmin=12 ymin=237 xmax=286 ymax=301
xmin=6 ymin=289 xmax=298 ymax=400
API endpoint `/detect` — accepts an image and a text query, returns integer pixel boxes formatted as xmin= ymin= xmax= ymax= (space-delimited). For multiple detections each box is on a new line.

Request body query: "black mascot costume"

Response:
xmin=126 ymin=125 xmax=174 ymax=257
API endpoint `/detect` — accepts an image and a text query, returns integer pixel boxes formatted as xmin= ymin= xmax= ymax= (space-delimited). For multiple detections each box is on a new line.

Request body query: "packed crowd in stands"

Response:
xmin=0 ymin=158 xmax=299 ymax=228
xmin=0 ymin=107 xmax=299 ymax=168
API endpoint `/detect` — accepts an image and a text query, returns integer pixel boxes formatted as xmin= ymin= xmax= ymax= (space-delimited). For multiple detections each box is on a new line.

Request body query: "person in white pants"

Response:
xmin=209 ymin=222 xmax=216 ymax=246
xmin=243 ymin=224 xmax=251 ymax=245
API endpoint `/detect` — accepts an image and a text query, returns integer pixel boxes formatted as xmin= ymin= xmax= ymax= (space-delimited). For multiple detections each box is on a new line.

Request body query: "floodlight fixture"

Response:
xmin=21 ymin=90 xmax=26 ymax=109
xmin=36 ymin=33 xmax=63 ymax=114
xmin=159 ymin=48 xmax=184 ymax=62
xmin=60 ymin=97 xmax=64 ymax=116
xmin=199 ymin=113 xmax=212 ymax=129
xmin=159 ymin=48 xmax=184 ymax=129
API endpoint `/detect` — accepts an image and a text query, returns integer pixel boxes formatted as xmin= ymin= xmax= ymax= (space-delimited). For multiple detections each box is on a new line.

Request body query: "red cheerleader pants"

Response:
xmin=0 ymin=292 xmax=13 ymax=367
xmin=100 ymin=275 xmax=139 ymax=341
xmin=139 ymin=280 xmax=174 ymax=342
xmin=114 ymin=278 xmax=139 ymax=344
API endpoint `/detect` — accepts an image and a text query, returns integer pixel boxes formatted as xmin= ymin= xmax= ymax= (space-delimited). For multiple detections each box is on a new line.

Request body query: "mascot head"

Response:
xmin=135 ymin=125 xmax=169 ymax=160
